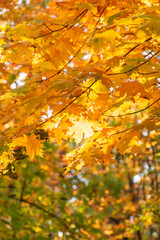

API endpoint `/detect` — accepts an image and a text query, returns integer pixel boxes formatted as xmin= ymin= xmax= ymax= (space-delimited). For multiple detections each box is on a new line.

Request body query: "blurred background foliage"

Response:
xmin=0 ymin=131 xmax=159 ymax=240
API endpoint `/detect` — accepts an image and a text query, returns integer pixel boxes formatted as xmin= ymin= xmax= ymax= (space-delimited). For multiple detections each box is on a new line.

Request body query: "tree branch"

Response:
xmin=105 ymin=50 xmax=160 ymax=76
xmin=137 ymin=71 xmax=159 ymax=75
xmin=34 ymin=9 xmax=88 ymax=39
xmin=34 ymin=26 xmax=67 ymax=39
xmin=20 ymin=179 xmax=26 ymax=201
xmin=123 ymin=37 xmax=152 ymax=57
xmin=17 ymin=198 xmax=77 ymax=238
xmin=103 ymin=97 xmax=160 ymax=118
xmin=39 ymin=67 xmax=111 ymax=126
xmin=37 ymin=3 xmax=109 ymax=83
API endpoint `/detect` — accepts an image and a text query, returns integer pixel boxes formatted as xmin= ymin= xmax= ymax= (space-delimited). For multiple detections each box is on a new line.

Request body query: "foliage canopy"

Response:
xmin=0 ymin=0 xmax=160 ymax=239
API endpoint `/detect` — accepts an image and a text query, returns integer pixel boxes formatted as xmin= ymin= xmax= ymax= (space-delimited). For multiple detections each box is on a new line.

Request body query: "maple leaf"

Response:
xmin=115 ymin=131 xmax=140 ymax=155
xmin=119 ymin=81 xmax=152 ymax=99
xmin=0 ymin=152 xmax=11 ymax=168
xmin=92 ymin=30 xmax=121 ymax=49
xmin=11 ymin=134 xmax=43 ymax=160
xmin=67 ymin=117 xmax=96 ymax=144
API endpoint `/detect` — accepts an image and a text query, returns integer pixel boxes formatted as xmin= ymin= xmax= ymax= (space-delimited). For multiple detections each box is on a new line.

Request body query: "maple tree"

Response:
xmin=0 ymin=0 xmax=160 ymax=239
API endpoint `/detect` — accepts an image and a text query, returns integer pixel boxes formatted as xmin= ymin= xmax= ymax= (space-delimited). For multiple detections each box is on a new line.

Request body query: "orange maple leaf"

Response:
xmin=11 ymin=134 xmax=43 ymax=160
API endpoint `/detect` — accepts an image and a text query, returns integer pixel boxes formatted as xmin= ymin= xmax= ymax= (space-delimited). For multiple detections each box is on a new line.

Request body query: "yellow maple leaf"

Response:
xmin=0 ymin=152 xmax=11 ymax=168
xmin=92 ymin=30 xmax=121 ymax=49
xmin=67 ymin=117 xmax=95 ymax=144
xmin=75 ymin=160 xmax=85 ymax=171
xmin=115 ymin=131 xmax=140 ymax=154
xmin=11 ymin=134 xmax=43 ymax=160
xmin=43 ymin=120 xmax=56 ymax=131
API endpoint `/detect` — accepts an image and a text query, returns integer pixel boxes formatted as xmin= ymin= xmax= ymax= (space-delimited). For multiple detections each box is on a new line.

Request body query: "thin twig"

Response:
xmin=137 ymin=71 xmax=159 ymax=75
xmin=20 ymin=179 xmax=26 ymax=201
xmin=103 ymin=97 xmax=160 ymax=118
xmin=105 ymin=50 xmax=160 ymax=76
xmin=123 ymin=37 xmax=152 ymax=57
xmin=34 ymin=9 xmax=88 ymax=39
xmin=34 ymin=26 xmax=67 ymax=39
xmin=18 ymin=197 xmax=76 ymax=237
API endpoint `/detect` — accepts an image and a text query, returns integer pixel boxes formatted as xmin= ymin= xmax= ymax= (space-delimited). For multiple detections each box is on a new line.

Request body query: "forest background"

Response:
xmin=0 ymin=0 xmax=160 ymax=239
